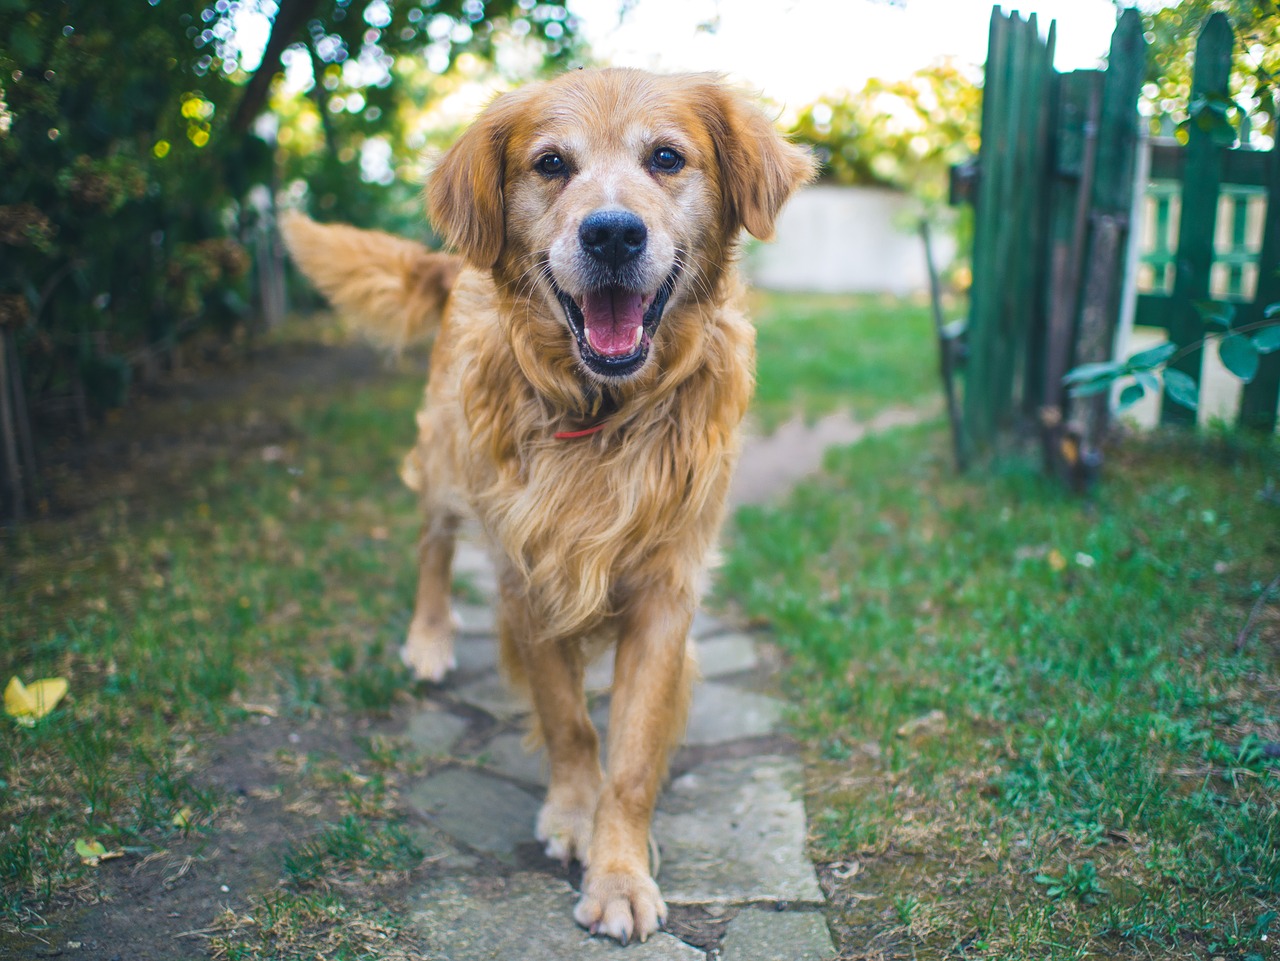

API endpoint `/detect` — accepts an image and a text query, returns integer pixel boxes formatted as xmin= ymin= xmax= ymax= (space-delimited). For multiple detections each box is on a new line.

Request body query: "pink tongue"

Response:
xmin=581 ymin=288 xmax=646 ymax=356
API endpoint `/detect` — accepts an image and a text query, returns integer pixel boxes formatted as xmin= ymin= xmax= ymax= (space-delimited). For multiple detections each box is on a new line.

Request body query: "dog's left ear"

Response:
xmin=705 ymin=83 xmax=817 ymax=241
xmin=427 ymin=87 xmax=532 ymax=268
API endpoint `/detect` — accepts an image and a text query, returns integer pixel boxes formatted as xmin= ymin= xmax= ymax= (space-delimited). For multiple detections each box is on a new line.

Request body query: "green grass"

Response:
xmin=749 ymin=291 xmax=939 ymax=429
xmin=0 ymin=324 xmax=428 ymax=927
xmin=718 ymin=423 xmax=1280 ymax=959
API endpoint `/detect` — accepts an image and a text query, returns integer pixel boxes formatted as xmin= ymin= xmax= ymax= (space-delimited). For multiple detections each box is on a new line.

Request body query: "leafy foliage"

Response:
xmin=1063 ymin=302 xmax=1280 ymax=413
xmin=1129 ymin=0 xmax=1280 ymax=141
xmin=0 ymin=0 xmax=579 ymax=444
xmin=790 ymin=60 xmax=981 ymax=205
xmin=0 ymin=1 xmax=261 ymax=421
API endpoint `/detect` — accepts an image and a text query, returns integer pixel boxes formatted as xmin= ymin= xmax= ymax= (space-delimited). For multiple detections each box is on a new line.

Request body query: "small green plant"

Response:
xmin=1064 ymin=301 xmax=1280 ymax=412
xmin=282 ymin=815 xmax=422 ymax=886
xmin=1035 ymin=861 xmax=1104 ymax=905
xmin=893 ymin=892 xmax=922 ymax=926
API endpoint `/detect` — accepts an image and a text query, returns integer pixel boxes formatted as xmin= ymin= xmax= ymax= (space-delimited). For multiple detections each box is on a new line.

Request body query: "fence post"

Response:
xmin=1238 ymin=137 xmax=1280 ymax=432
xmin=1162 ymin=12 xmax=1233 ymax=426
xmin=964 ymin=9 xmax=1056 ymax=453
xmin=964 ymin=7 xmax=1012 ymax=450
xmin=1073 ymin=8 xmax=1145 ymax=449
xmin=1041 ymin=71 xmax=1100 ymax=417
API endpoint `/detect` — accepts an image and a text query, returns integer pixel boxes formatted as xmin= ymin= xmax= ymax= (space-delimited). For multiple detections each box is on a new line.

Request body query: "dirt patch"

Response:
xmin=8 ymin=703 xmax=439 ymax=960
xmin=33 ymin=333 xmax=392 ymax=523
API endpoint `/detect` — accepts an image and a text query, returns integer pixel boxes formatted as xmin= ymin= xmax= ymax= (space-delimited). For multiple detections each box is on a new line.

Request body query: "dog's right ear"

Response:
xmin=427 ymin=88 xmax=531 ymax=269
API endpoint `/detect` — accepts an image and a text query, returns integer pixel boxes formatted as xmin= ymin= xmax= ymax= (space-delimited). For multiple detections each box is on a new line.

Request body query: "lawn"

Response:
xmin=1 ymin=325 xmax=436 ymax=956
xmin=718 ymin=423 xmax=1280 ymax=959
xmin=749 ymin=291 xmax=938 ymax=428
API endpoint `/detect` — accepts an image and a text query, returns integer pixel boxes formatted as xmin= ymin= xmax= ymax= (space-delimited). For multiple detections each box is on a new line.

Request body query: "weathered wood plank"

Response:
xmin=1074 ymin=7 xmax=1145 ymax=445
xmin=1149 ymin=141 xmax=1269 ymax=185
xmin=1041 ymin=71 xmax=1101 ymax=412
xmin=962 ymin=6 xmax=1010 ymax=450
xmin=1018 ymin=16 xmax=1058 ymax=418
xmin=1238 ymin=136 xmax=1280 ymax=432
xmin=1162 ymin=12 xmax=1232 ymax=426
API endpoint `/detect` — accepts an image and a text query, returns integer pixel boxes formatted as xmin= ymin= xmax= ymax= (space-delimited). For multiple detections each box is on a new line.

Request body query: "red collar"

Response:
xmin=554 ymin=421 xmax=608 ymax=440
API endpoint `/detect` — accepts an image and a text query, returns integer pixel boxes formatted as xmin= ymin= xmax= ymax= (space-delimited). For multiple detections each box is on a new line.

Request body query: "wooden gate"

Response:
xmin=955 ymin=7 xmax=1280 ymax=471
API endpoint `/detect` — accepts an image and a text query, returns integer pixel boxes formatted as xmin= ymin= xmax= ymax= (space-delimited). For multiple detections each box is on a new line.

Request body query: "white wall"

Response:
xmin=747 ymin=184 xmax=955 ymax=295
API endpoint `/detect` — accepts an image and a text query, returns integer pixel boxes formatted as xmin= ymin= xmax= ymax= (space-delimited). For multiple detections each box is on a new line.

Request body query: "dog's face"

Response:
xmin=429 ymin=69 xmax=813 ymax=384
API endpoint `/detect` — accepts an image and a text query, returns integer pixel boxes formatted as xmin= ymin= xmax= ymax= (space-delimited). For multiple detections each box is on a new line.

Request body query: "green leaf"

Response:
xmin=1070 ymin=379 xmax=1113 ymax=398
xmin=1195 ymin=300 xmax=1235 ymax=329
xmin=9 ymin=22 xmax=42 ymax=67
xmin=1117 ymin=382 xmax=1145 ymax=411
xmin=1163 ymin=368 xmax=1199 ymax=410
xmin=1063 ymin=361 xmax=1122 ymax=385
xmin=1253 ymin=325 xmax=1280 ymax=354
xmin=75 ymin=839 xmax=107 ymax=861
xmin=1126 ymin=342 xmax=1176 ymax=370
xmin=1219 ymin=334 xmax=1259 ymax=382
xmin=1134 ymin=369 xmax=1160 ymax=393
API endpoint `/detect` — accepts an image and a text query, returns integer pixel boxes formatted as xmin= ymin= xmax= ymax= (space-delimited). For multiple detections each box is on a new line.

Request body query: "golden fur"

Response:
xmin=282 ymin=67 xmax=813 ymax=945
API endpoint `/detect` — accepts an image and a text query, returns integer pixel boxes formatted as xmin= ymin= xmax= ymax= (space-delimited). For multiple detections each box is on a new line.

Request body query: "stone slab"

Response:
xmin=453 ymin=540 xmax=494 ymax=575
xmin=453 ymin=635 xmax=499 ymax=674
xmin=404 ymin=708 xmax=469 ymax=756
xmin=655 ymin=755 xmax=823 ymax=904
xmin=683 ymin=682 xmax=784 ymax=746
xmin=475 ymin=730 xmax=550 ymax=787
xmin=584 ymin=647 xmax=615 ymax=692
xmin=454 ymin=602 xmax=498 ymax=636
xmin=452 ymin=675 xmax=526 ymax=719
xmin=694 ymin=633 xmax=759 ymax=678
xmin=406 ymin=767 xmax=539 ymax=862
xmin=410 ymin=873 xmax=703 ymax=960
xmin=691 ymin=608 xmax=730 ymax=639
xmin=401 ymin=822 xmax=479 ymax=872
xmin=719 ymin=907 xmax=836 ymax=961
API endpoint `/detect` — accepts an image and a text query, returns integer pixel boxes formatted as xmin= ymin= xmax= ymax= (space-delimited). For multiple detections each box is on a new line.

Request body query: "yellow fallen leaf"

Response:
xmin=74 ymin=838 xmax=123 ymax=866
xmin=172 ymin=807 xmax=194 ymax=829
xmin=1047 ymin=549 xmax=1067 ymax=572
xmin=75 ymin=839 xmax=106 ymax=860
xmin=5 ymin=676 xmax=68 ymax=725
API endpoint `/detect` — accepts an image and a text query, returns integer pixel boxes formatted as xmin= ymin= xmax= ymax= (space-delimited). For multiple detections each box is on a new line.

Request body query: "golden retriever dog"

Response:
xmin=283 ymin=67 xmax=813 ymax=944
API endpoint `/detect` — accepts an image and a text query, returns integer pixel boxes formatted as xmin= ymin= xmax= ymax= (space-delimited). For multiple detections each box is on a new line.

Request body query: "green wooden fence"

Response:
xmin=956 ymin=7 xmax=1280 ymax=474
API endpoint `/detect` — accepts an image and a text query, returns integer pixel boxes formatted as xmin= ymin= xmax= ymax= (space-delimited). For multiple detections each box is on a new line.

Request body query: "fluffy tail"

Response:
xmin=280 ymin=211 xmax=462 ymax=350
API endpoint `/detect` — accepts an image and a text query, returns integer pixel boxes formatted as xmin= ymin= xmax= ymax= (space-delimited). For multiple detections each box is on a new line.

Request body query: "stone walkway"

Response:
xmin=395 ymin=537 xmax=836 ymax=960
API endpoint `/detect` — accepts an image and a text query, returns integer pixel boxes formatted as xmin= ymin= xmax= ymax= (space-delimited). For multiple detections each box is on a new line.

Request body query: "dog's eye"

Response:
xmin=650 ymin=147 xmax=684 ymax=173
xmin=536 ymin=153 xmax=567 ymax=177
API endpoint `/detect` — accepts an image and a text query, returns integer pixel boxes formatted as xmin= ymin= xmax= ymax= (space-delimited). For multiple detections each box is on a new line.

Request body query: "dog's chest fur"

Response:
xmin=420 ymin=268 xmax=754 ymax=637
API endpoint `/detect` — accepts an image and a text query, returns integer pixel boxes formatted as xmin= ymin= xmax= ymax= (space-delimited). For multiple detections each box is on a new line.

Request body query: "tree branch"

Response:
xmin=1235 ymin=570 xmax=1280 ymax=653
xmin=230 ymin=0 xmax=322 ymax=133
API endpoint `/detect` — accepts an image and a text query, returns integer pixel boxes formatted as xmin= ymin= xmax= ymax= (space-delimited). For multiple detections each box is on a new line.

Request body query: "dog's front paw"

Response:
xmin=400 ymin=617 xmax=456 ymax=683
xmin=535 ymin=790 xmax=596 ymax=865
xmin=574 ymin=868 xmax=666 ymax=945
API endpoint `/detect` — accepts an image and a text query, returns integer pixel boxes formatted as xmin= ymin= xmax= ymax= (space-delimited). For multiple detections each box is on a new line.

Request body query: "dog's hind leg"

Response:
xmin=400 ymin=509 xmax=460 ymax=682
xmin=574 ymin=590 xmax=697 ymax=945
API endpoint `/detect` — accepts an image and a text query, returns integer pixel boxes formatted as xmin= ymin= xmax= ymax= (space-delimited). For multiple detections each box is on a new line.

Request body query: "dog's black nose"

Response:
xmin=579 ymin=210 xmax=647 ymax=270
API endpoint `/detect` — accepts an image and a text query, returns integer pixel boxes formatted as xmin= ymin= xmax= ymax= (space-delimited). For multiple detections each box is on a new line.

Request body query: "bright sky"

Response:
xmin=566 ymin=0 xmax=1131 ymax=106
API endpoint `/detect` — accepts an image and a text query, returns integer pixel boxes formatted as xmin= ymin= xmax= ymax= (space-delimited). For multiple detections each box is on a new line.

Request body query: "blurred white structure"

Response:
xmin=747 ymin=184 xmax=954 ymax=295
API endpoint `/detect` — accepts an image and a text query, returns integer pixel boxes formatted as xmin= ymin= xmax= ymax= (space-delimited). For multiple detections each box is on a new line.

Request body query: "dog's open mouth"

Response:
xmin=552 ymin=271 xmax=678 ymax=378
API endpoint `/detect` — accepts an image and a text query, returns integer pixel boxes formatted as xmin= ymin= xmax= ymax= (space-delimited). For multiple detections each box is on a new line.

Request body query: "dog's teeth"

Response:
xmin=633 ymin=327 xmax=643 ymax=348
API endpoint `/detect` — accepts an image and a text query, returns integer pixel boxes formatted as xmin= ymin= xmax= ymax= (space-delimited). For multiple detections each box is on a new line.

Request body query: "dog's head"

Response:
xmin=428 ymin=68 xmax=814 ymax=383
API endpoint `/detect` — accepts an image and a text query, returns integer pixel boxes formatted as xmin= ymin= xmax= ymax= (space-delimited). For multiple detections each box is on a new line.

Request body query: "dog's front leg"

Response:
xmin=519 ymin=633 xmax=605 ymax=866
xmin=575 ymin=594 xmax=695 ymax=945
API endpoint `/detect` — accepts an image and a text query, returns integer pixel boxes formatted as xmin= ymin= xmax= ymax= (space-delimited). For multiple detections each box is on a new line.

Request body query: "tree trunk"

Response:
xmin=0 ymin=333 xmax=25 ymax=522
